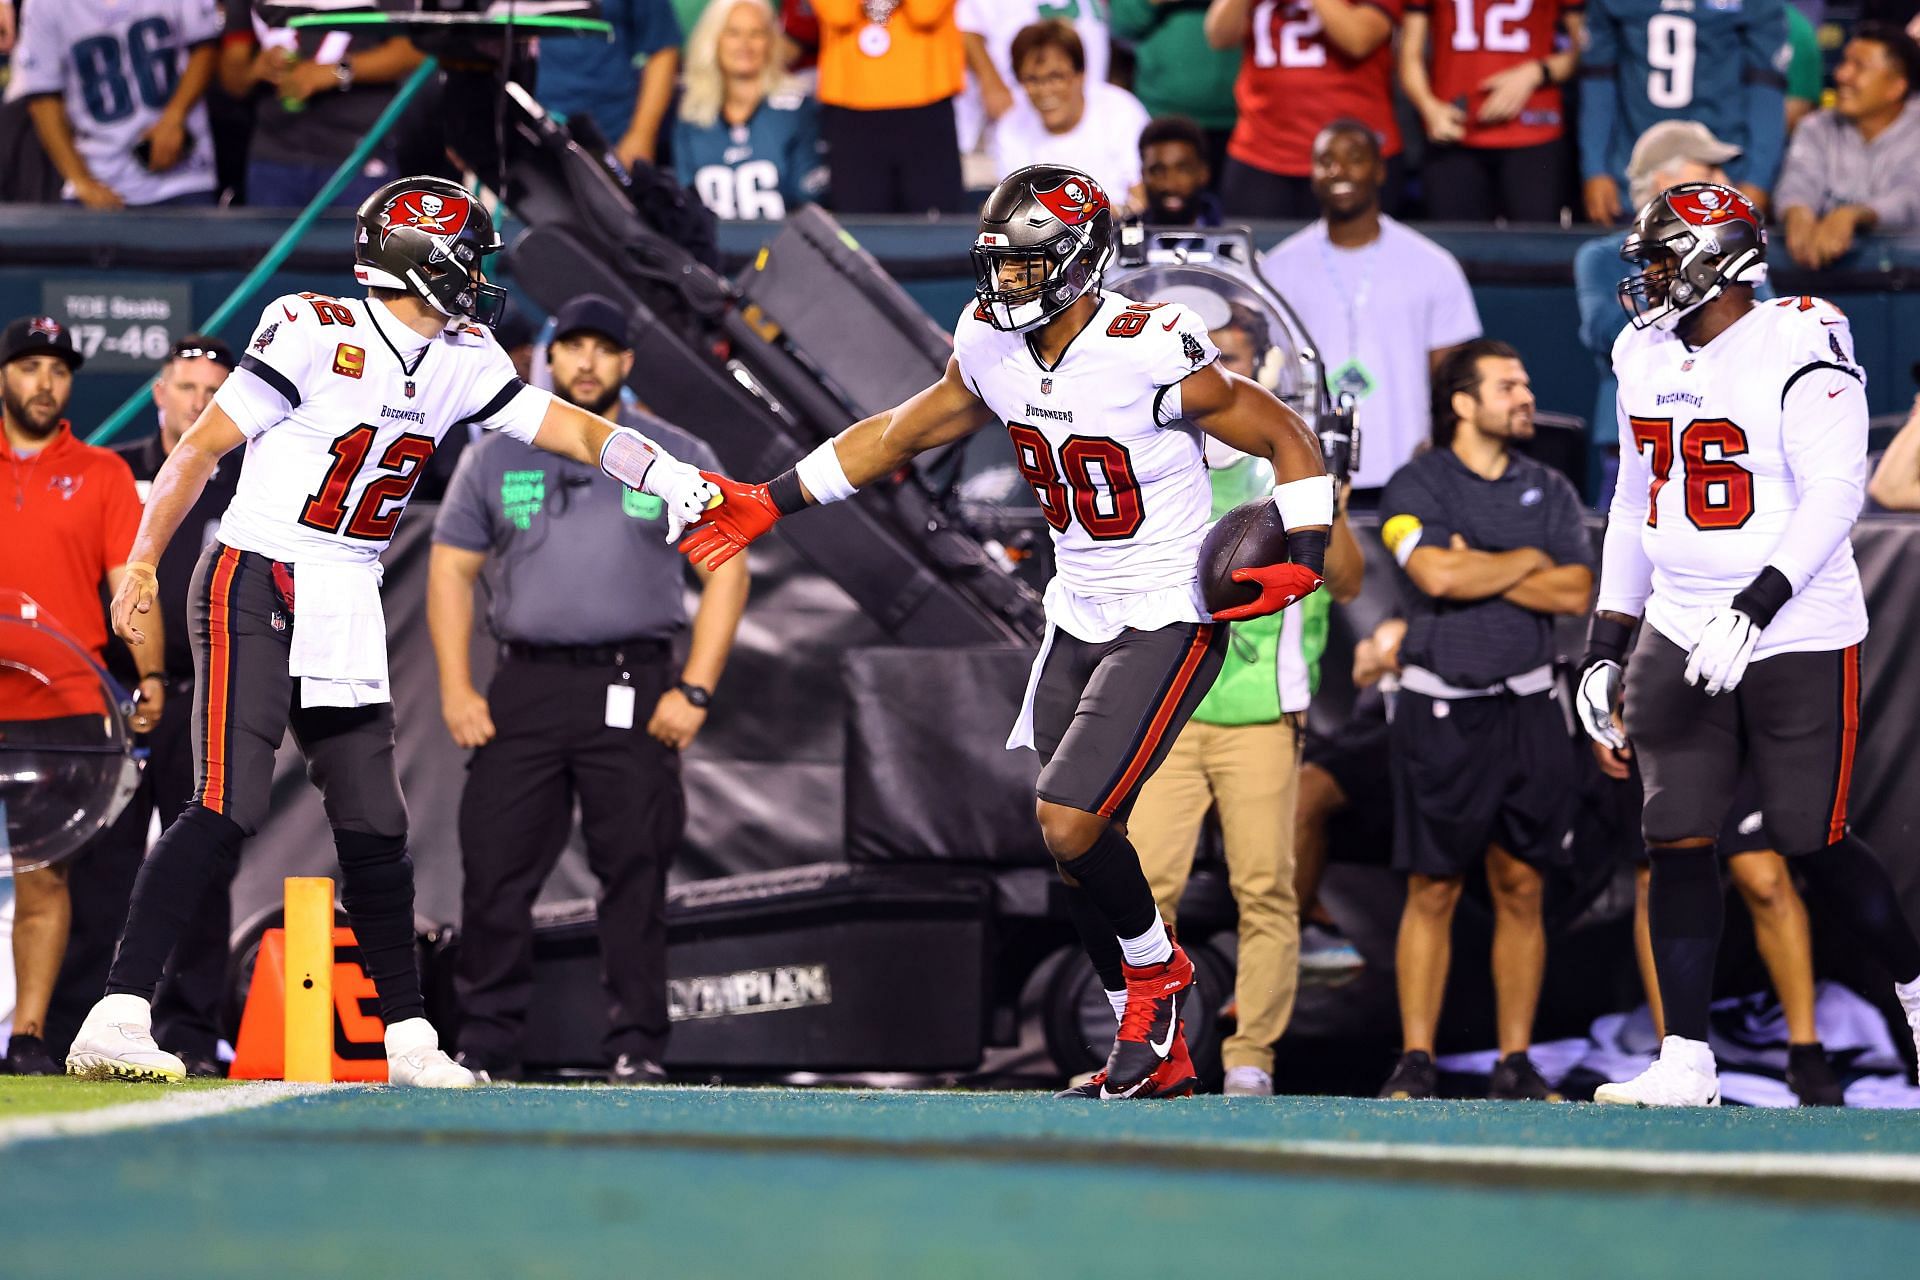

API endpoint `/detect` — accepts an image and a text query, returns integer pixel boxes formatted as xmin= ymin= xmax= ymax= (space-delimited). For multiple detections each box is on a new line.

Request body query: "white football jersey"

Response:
xmin=1603 ymin=295 xmax=1869 ymax=658
xmin=213 ymin=292 xmax=549 ymax=566
xmin=953 ymin=290 xmax=1221 ymax=641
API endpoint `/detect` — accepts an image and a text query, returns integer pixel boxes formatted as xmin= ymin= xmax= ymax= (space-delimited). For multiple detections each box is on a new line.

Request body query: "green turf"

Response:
xmin=0 ymin=1076 xmax=233 ymax=1118
xmin=3 ymin=1086 xmax=1917 ymax=1279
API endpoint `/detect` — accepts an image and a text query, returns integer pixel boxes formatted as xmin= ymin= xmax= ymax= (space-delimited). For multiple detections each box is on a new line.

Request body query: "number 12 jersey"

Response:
xmin=213 ymin=292 xmax=550 ymax=565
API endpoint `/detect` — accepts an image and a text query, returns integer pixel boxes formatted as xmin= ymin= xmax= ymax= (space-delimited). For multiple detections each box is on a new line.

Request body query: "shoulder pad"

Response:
xmin=442 ymin=322 xmax=498 ymax=347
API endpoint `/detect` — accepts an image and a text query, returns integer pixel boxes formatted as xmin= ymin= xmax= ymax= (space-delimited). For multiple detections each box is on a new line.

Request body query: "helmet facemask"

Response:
xmin=970 ymin=166 xmax=1117 ymax=333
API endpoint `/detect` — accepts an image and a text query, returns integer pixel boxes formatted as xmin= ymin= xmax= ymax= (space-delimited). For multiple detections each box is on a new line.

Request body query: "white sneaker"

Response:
xmin=385 ymin=1018 xmax=477 ymax=1088
xmin=1222 ymin=1065 xmax=1274 ymax=1097
xmin=1896 ymin=975 xmax=1920 ymax=1086
xmin=65 ymin=994 xmax=185 ymax=1083
xmin=1593 ymin=1035 xmax=1720 ymax=1107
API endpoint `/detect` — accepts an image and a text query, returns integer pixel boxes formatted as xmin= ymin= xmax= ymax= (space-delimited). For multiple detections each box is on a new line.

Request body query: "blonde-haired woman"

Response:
xmin=675 ymin=0 xmax=827 ymax=220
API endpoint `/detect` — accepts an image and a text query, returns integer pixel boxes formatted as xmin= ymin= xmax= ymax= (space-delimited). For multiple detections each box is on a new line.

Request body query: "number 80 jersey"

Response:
xmin=212 ymin=293 xmax=550 ymax=566
xmin=953 ymin=292 xmax=1222 ymax=642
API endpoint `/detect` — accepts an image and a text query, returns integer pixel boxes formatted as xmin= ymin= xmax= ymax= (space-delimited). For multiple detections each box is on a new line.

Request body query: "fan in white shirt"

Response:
xmin=989 ymin=22 xmax=1148 ymax=206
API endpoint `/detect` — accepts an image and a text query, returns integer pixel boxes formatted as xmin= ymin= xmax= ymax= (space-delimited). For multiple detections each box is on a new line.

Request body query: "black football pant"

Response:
xmin=454 ymin=649 xmax=684 ymax=1070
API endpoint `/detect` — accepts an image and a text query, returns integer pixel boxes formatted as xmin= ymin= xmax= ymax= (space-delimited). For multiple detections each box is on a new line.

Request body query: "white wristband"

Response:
xmin=599 ymin=425 xmax=659 ymax=492
xmin=795 ymin=439 xmax=857 ymax=505
xmin=1273 ymin=475 xmax=1335 ymax=529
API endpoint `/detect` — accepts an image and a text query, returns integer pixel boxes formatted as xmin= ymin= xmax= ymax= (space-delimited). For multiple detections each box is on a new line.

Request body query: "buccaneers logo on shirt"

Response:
xmin=1033 ymin=177 xmax=1109 ymax=227
xmin=379 ymin=190 xmax=472 ymax=247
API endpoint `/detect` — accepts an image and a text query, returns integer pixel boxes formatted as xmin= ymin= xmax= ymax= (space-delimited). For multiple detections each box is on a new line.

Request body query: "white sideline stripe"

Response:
xmin=0 ymin=1082 xmax=321 ymax=1149
xmin=1234 ymin=1137 xmax=1920 ymax=1184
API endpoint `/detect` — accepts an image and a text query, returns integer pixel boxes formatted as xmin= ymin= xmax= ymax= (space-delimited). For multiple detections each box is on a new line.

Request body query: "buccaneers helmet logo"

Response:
xmin=379 ymin=190 xmax=472 ymax=245
xmin=1033 ymin=176 xmax=1109 ymax=227
xmin=1668 ymin=187 xmax=1754 ymax=231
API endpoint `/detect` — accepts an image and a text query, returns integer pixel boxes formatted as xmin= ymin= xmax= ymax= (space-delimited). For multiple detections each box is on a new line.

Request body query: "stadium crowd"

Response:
xmin=4 ymin=0 xmax=1920 ymax=1103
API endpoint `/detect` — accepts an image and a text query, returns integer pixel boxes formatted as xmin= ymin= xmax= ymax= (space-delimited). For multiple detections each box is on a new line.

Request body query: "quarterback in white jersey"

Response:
xmin=1574 ymin=183 xmax=1920 ymax=1108
xmin=5 ymin=0 xmax=221 ymax=206
xmin=67 ymin=177 xmax=719 ymax=1089
xmin=679 ymin=164 xmax=1334 ymax=1100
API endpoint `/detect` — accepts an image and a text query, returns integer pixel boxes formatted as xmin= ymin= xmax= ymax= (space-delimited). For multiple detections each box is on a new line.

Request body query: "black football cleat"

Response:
xmin=1487 ymin=1052 xmax=1565 ymax=1102
xmin=1379 ymin=1050 xmax=1438 ymax=1100
xmin=2 ymin=1034 xmax=60 ymax=1076
xmin=1100 ymin=945 xmax=1196 ymax=1098
xmin=1786 ymin=1043 xmax=1846 ymax=1107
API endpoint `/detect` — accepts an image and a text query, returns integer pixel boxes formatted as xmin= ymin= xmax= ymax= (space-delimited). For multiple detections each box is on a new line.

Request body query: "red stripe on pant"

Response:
xmin=1096 ymin=624 xmax=1215 ymax=819
xmin=1827 ymin=643 xmax=1862 ymax=844
xmin=200 ymin=546 xmax=242 ymax=815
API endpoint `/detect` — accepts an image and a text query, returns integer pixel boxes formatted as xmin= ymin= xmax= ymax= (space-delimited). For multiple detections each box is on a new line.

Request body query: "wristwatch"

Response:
xmin=332 ymin=59 xmax=355 ymax=91
xmin=675 ymin=681 xmax=712 ymax=708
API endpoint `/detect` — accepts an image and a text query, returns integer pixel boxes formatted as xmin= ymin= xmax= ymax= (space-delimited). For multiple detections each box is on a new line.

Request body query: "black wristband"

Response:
xmin=766 ymin=468 xmax=808 ymax=516
xmin=1731 ymin=566 xmax=1793 ymax=628
xmin=1537 ymin=58 xmax=1553 ymax=88
xmin=1583 ymin=613 xmax=1634 ymax=666
xmin=1287 ymin=528 xmax=1328 ymax=577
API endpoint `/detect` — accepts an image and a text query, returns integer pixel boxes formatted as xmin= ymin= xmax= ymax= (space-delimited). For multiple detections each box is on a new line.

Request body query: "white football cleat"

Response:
xmin=1594 ymin=1035 xmax=1720 ymax=1107
xmin=385 ymin=1018 xmax=477 ymax=1088
xmin=65 ymin=993 xmax=185 ymax=1083
xmin=1896 ymin=975 xmax=1920 ymax=1086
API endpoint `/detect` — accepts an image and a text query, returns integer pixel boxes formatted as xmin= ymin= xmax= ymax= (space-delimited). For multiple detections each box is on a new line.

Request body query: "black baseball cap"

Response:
xmin=1 ymin=315 xmax=84 ymax=372
xmin=549 ymin=294 xmax=633 ymax=351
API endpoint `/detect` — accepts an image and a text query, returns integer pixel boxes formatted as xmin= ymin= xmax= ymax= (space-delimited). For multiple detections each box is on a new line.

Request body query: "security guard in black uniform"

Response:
xmin=428 ymin=295 xmax=749 ymax=1083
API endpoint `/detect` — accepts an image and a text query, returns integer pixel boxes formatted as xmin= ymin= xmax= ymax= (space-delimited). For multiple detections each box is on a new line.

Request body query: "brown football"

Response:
xmin=1198 ymin=499 xmax=1290 ymax=615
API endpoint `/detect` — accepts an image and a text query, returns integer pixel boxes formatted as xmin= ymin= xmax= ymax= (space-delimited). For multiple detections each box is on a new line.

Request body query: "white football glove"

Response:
xmin=1684 ymin=608 xmax=1760 ymax=696
xmin=647 ymin=457 xmax=722 ymax=543
xmin=1574 ymin=659 xmax=1627 ymax=750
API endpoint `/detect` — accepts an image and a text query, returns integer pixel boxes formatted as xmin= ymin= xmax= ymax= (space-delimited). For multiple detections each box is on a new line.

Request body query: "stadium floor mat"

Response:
xmin=4 ymin=1085 xmax=1917 ymax=1278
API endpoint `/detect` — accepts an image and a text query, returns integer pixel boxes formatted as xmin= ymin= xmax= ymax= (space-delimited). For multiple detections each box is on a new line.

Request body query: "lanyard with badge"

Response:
xmin=859 ymin=0 xmax=901 ymax=56
xmin=1315 ymin=229 xmax=1380 ymax=404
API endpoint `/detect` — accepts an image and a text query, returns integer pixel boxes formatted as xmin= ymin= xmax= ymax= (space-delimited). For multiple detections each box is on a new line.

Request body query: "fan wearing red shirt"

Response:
xmin=1401 ymin=0 xmax=1586 ymax=221
xmin=1205 ymin=0 xmax=1405 ymax=217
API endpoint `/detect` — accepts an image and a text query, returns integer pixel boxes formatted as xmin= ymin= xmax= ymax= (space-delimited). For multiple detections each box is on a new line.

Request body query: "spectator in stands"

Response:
xmin=1574 ymin=121 xmax=1770 ymax=504
xmin=1776 ymin=23 xmax=1920 ymax=269
xmin=675 ymin=0 xmax=827 ymax=220
xmin=1785 ymin=3 xmax=1823 ymax=134
xmin=219 ymin=1 xmax=424 ymax=208
xmin=1112 ymin=0 xmax=1240 ymax=176
xmin=1139 ymin=115 xmax=1224 ymax=226
xmin=1259 ymin=120 xmax=1481 ymax=502
xmin=429 ymin=294 xmax=748 ymax=1085
xmin=990 ymin=22 xmax=1148 ymax=201
xmin=1868 ymin=387 xmax=1920 ymax=511
xmin=812 ymin=0 xmax=965 ymax=214
xmin=534 ymin=0 xmax=681 ymax=170
xmin=7 ymin=0 xmax=221 ymax=207
xmin=1376 ymin=339 xmax=1592 ymax=1102
xmin=1398 ymin=0 xmax=1584 ymax=222
xmin=955 ymin=0 xmax=1109 ymax=156
xmin=1205 ymin=0 xmax=1404 ymax=218
xmin=0 ymin=316 xmax=164 ymax=1074
xmin=109 ymin=336 xmax=238 ymax=1078
xmin=1578 ymin=0 xmax=1788 ymax=225
xmin=1130 ymin=295 xmax=1365 ymax=1097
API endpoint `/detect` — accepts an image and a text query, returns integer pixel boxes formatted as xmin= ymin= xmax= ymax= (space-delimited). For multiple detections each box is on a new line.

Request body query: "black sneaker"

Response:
xmin=1488 ymin=1052 xmax=1565 ymax=1102
xmin=3 ymin=1033 xmax=60 ymax=1076
xmin=609 ymin=1054 xmax=667 ymax=1085
xmin=1787 ymin=1042 xmax=1846 ymax=1107
xmin=1379 ymin=1050 xmax=1437 ymax=1099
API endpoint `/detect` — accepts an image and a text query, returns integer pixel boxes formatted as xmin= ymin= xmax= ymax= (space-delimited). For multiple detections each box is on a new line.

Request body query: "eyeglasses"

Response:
xmin=169 ymin=344 xmax=235 ymax=369
xmin=1018 ymin=71 xmax=1078 ymax=90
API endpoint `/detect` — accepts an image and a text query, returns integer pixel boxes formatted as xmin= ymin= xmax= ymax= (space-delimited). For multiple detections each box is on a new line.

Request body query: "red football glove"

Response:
xmin=677 ymin=470 xmax=782 ymax=570
xmin=1211 ymin=563 xmax=1324 ymax=622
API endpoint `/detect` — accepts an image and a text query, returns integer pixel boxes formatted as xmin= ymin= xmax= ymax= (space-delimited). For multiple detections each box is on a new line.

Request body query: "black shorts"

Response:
xmin=1030 ymin=621 xmax=1228 ymax=821
xmin=1624 ymin=628 xmax=1861 ymax=855
xmin=1389 ymin=688 xmax=1577 ymax=877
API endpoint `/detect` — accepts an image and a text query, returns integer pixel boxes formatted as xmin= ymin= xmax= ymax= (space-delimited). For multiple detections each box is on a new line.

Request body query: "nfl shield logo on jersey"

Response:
xmin=404 ymin=380 xmax=417 ymax=399
xmin=1040 ymin=377 xmax=1053 ymax=395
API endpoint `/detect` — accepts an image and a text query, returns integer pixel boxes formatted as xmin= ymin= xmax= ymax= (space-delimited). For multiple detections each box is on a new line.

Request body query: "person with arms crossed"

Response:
xmin=63 ymin=176 xmax=721 ymax=1086
xmin=682 ymin=163 xmax=1334 ymax=1100
xmin=430 ymin=295 xmax=748 ymax=1085
xmin=1577 ymin=182 xmax=1920 ymax=1105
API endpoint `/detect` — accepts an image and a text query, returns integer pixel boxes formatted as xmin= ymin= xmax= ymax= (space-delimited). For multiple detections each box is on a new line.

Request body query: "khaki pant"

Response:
xmin=1128 ymin=715 xmax=1302 ymax=1074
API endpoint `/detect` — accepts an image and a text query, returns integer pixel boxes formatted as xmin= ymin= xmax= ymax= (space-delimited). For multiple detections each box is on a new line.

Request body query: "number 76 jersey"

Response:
xmin=953 ymin=292 xmax=1222 ymax=641
xmin=212 ymin=292 xmax=551 ymax=566
xmin=1605 ymin=295 xmax=1868 ymax=659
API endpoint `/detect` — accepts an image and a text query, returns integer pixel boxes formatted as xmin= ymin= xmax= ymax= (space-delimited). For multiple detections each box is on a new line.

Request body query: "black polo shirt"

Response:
xmin=1379 ymin=448 xmax=1591 ymax=687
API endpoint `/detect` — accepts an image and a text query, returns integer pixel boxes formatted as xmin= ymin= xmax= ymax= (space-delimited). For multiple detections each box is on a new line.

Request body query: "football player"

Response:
xmin=1577 ymin=182 xmax=1920 ymax=1105
xmin=65 ymin=176 xmax=720 ymax=1086
xmin=680 ymin=164 xmax=1333 ymax=1099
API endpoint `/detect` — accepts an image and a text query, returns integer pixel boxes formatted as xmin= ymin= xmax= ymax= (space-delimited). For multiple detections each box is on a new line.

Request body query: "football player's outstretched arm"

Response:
xmin=679 ymin=357 xmax=995 ymax=570
xmin=531 ymin=397 xmax=719 ymax=541
xmin=111 ymin=406 xmax=248 ymax=646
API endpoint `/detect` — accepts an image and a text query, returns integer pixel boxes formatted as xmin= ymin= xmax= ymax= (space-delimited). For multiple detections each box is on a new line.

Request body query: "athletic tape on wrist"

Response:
xmin=795 ymin=439 xmax=857 ymax=505
xmin=1731 ymin=566 xmax=1793 ymax=628
xmin=598 ymin=426 xmax=658 ymax=492
xmin=1272 ymin=475 xmax=1335 ymax=530
xmin=125 ymin=560 xmax=159 ymax=583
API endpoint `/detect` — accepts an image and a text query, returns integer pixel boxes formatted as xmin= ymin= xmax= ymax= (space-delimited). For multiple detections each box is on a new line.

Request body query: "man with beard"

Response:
xmin=427 ymin=293 xmax=748 ymax=1084
xmin=1375 ymin=339 xmax=1593 ymax=1102
xmin=1136 ymin=116 xmax=1223 ymax=227
xmin=0 ymin=315 xmax=166 ymax=1075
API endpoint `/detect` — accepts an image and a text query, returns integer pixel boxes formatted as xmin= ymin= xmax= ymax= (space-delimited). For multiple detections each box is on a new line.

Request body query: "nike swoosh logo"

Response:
xmin=283 ymin=306 xmax=298 ymax=321
xmin=1821 ymin=318 xmax=1844 ymax=326
xmin=1149 ymin=991 xmax=1179 ymax=1057
xmin=1162 ymin=317 xmax=1178 ymax=330
xmin=1829 ymin=388 xmax=1845 ymax=398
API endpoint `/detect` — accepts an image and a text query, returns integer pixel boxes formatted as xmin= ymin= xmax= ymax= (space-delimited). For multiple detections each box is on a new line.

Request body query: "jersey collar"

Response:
xmin=363 ymin=298 xmax=433 ymax=378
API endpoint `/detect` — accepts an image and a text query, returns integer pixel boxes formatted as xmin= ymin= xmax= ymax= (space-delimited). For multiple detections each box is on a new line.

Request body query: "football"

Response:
xmin=1197 ymin=499 xmax=1290 ymax=615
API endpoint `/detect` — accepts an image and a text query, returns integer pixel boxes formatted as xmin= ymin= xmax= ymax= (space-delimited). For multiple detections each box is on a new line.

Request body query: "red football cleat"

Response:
xmin=1101 ymin=944 xmax=1196 ymax=1097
